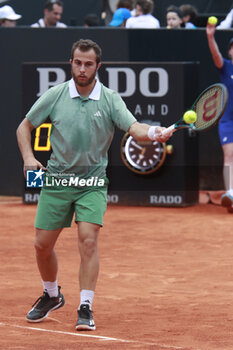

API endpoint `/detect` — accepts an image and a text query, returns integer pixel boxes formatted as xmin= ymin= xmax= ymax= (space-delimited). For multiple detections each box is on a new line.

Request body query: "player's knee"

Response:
xmin=34 ymin=239 xmax=52 ymax=257
xmin=223 ymin=147 xmax=233 ymax=161
xmin=81 ymin=238 xmax=97 ymax=258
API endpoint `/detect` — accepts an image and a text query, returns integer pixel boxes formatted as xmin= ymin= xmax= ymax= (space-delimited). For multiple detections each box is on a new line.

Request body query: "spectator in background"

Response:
xmin=101 ymin=0 xmax=118 ymax=25
xmin=179 ymin=4 xmax=197 ymax=28
xmin=126 ymin=0 xmax=160 ymax=28
xmin=0 ymin=5 xmax=21 ymax=27
xmin=102 ymin=0 xmax=134 ymax=25
xmin=31 ymin=0 xmax=67 ymax=28
xmin=117 ymin=0 xmax=134 ymax=11
xmin=116 ymin=0 xmax=136 ymax=17
xmin=217 ymin=8 xmax=233 ymax=29
xmin=84 ymin=14 xmax=100 ymax=27
xmin=109 ymin=7 xmax=131 ymax=27
xmin=166 ymin=5 xmax=183 ymax=29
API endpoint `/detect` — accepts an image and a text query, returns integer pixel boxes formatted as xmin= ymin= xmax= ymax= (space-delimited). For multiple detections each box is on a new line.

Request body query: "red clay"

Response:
xmin=1 ymin=200 xmax=233 ymax=350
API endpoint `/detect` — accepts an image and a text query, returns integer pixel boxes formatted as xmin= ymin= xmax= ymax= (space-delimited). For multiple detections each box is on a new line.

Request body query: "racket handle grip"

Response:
xmin=162 ymin=124 xmax=175 ymax=136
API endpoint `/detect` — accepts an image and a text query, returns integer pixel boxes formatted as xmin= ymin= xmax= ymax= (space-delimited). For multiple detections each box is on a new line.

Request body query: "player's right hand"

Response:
xmin=206 ymin=22 xmax=216 ymax=37
xmin=154 ymin=127 xmax=173 ymax=143
xmin=23 ymin=157 xmax=46 ymax=178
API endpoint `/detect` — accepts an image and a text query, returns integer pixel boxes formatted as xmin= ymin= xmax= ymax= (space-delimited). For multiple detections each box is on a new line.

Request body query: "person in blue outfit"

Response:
xmin=179 ymin=4 xmax=197 ymax=29
xmin=206 ymin=21 xmax=233 ymax=212
xmin=109 ymin=7 xmax=131 ymax=26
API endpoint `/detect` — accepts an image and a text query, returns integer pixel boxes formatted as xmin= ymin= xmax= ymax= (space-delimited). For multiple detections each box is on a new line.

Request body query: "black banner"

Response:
xmin=22 ymin=61 xmax=199 ymax=206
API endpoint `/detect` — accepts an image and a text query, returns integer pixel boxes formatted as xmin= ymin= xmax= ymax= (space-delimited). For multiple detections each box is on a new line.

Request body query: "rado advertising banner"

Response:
xmin=22 ymin=62 xmax=199 ymax=206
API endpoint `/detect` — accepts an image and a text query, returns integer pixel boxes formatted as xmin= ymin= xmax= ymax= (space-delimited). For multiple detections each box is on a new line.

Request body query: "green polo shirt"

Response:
xmin=26 ymin=79 xmax=136 ymax=178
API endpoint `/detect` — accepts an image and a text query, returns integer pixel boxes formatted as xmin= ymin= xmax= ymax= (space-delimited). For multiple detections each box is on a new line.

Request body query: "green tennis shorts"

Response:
xmin=35 ymin=184 xmax=108 ymax=230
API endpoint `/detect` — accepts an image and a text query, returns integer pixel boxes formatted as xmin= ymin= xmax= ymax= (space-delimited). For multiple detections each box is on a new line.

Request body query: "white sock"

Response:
xmin=79 ymin=289 xmax=94 ymax=310
xmin=42 ymin=280 xmax=58 ymax=298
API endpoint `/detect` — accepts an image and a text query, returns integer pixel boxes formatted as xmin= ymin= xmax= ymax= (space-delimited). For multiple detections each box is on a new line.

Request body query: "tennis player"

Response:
xmin=16 ymin=39 xmax=171 ymax=330
xmin=206 ymin=23 xmax=233 ymax=212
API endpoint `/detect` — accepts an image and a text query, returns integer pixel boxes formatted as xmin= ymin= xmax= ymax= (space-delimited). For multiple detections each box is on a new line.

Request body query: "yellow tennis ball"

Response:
xmin=208 ymin=16 xmax=218 ymax=25
xmin=183 ymin=110 xmax=197 ymax=124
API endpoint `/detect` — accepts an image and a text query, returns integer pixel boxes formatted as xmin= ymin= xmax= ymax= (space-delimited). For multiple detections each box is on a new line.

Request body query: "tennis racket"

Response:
xmin=162 ymin=83 xmax=228 ymax=136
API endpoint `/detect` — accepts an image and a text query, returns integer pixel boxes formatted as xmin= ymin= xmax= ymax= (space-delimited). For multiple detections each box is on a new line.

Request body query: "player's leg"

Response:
xmin=74 ymin=187 xmax=107 ymax=331
xmin=26 ymin=185 xmax=75 ymax=322
xmin=76 ymin=221 xmax=100 ymax=331
xmin=35 ymin=228 xmax=62 ymax=282
xmin=78 ymin=222 xmax=100 ymax=291
xmin=222 ymin=143 xmax=233 ymax=189
xmin=221 ymin=142 xmax=233 ymax=210
xmin=26 ymin=228 xmax=65 ymax=322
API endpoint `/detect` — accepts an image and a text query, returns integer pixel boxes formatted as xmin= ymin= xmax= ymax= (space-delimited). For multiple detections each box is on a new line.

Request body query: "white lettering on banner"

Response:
xmin=106 ymin=67 xmax=169 ymax=97
xmin=161 ymin=104 xmax=168 ymax=116
xmin=139 ymin=68 xmax=168 ymax=97
xmin=37 ymin=68 xmax=66 ymax=96
xmin=24 ymin=193 xmax=40 ymax=203
xmin=107 ymin=194 xmax=119 ymax=203
xmin=147 ymin=104 xmax=155 ymax=115
xmin=106 ymin=68 xmax=136 ymax=97
xmin=150 ymin=195 xmax=183 ymax=204
xmin=134 ymin=104 xmax=168 ymax=116
xmin=134 ymin=104 xmax=142 ymax=115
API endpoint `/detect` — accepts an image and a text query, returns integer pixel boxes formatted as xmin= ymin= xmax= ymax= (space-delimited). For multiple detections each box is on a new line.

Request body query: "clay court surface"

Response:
xmin=1 ymin=196 xmax=233 ymax=350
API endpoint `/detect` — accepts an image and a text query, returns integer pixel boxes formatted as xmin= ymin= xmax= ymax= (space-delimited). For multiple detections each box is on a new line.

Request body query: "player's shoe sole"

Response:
xmin=76 ymin=323 xmax=96 ymax=331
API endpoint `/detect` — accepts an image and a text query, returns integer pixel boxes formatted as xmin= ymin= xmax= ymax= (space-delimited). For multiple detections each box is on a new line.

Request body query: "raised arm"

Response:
xmin=206 ymin=22 xmax=223 ymax=69
xmin=16 ymin=118 xmax=46 ymax=177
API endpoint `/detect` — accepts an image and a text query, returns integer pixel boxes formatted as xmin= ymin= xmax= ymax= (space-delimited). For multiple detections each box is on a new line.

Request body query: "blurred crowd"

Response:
xmin=0 ymin=0 xmax=232 ymax=29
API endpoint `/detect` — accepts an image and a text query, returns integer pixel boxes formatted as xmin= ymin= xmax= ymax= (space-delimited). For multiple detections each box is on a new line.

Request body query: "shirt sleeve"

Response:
xmin=110 ymin=91 xmax=137 ymax=131
xmin=217 ymin=9 xmax=233 ymax=29
xmin=154 ymin=17 xmax=160 ymax=28
xmin=26 ymin=87 xmax=57 ymax=128
xmin=125 ymin=18 xmax=132 ymax=28
xmin=217 ymin=58 xmax=227 ymax=76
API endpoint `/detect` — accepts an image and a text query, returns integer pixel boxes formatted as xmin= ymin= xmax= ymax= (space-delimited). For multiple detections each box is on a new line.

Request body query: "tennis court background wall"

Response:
xmin=0 ymin=28 xmax=229 ymax=196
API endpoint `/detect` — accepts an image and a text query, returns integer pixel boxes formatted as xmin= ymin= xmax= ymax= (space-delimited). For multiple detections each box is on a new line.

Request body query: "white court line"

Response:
xmin=0 ymin=322 xmax=185 ymax=349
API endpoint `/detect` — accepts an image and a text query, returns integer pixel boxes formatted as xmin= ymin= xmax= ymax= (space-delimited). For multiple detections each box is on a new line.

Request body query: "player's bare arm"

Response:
xmin=16 ymin=118 xmax=45 ymax=176
xmin=128 ymin=121 xmax=171 ymax=143
xmin=206 ymin=23 xmax=223 ymax=69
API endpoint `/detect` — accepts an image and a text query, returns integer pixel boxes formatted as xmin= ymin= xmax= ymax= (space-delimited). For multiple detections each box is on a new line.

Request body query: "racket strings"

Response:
xmin=194 ymin=86 xmax=225 ymax=130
